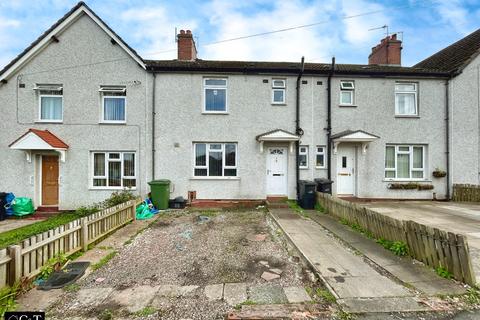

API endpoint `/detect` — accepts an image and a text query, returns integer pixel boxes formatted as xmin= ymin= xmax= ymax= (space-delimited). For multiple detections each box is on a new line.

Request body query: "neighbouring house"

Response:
xmin=2 ymin=1 xmax=474 ymax=210
xmin=415 ymin=29 xmax=480 ymax=188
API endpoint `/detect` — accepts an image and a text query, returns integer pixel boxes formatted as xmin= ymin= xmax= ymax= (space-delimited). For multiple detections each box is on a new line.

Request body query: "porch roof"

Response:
xmin=331 ymin=130 xmax=380 ymax=142
xmin=9 ymin=129 xmax=69 ymax=162
xmin=255 ymin=129 xmax=300 ymax=142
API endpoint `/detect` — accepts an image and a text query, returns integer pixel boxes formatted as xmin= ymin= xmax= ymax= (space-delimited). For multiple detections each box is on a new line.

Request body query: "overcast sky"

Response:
xmin=0 ymin=0 xmax=479 ymax=68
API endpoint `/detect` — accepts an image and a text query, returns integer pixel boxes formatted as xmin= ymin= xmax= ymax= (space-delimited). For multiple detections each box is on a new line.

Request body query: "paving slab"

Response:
xmin=261 ymin=271 xmax=280 ymax=281
xmin=16 ymin=288 xmax=64 ymax=311
xmin=204 ymin=284 xmax=224 ymax=300
xmin=311 ymin=213 xmax=466 ymax=295
xmin=338 ymin=297 xmax=430 ymax=313
xmin=223 ymin=282 xmax=247 ymax=305
xmin=107 ymin=285 xmax=159 ymax=313
xmin=68 ymin=288 xmax=114 ymax=309
xmin=270 ymin=209 xmax=412 ymax=303
xmin=283 ymin=286 xmax=312 ymax=304
xmin=249 ymin=285 xmax=288 ymax=304
xmin=228 ymin=304 xmax=330 ymax=319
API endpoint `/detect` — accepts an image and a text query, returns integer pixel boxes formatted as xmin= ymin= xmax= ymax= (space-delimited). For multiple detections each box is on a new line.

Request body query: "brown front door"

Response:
xmin=42 ymin=155 xmax=59 ymax=205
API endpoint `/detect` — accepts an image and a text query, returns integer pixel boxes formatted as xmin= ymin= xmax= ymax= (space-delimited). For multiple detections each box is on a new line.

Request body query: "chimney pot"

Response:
xmin=180 ymin=29 xmax=186 ymax=34
xmin=177 ymin=28 xmax=197 ymax=60
xmin=186 ymin=30 xmax=191 ymax=34
xmin=368 ymin=33 xmax=402 ymax=66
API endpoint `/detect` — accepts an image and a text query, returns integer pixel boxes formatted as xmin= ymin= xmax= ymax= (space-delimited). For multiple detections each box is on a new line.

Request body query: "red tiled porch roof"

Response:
xmin=9 ymin=129 xmax=69 ymax=149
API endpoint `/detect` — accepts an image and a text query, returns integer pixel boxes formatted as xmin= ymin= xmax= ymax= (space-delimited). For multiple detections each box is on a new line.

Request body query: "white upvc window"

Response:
xmin=315 ymin=146 xmax=326 ymax=168
xmin=91 ymin=151 xmax=136 ymax=189
xmin=395 ymin=82 xmax=418 ymax=116
xmin=35 ymin=84 xmax=63 ymax=122
xmin=340 ymin=80 xmax=354 ymax=106
xmin=272 ymin=79 xmax=286 ymax=104
xmin=193 ymin=143 xmax=237 ymax=177
xmin=204 ymin=78 xmax=227 ymax=113
xmin=299 ymin=146 xmax=309 ymax=169
xmin=100 ymin=86 xmax=126 ymax=123
xmin=385 ymin=145 xmax=425 ymax=180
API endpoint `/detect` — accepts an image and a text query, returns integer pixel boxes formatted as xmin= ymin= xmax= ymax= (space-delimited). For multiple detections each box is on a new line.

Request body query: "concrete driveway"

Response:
xmin=360 ymin=201 xmax=480 ymax=282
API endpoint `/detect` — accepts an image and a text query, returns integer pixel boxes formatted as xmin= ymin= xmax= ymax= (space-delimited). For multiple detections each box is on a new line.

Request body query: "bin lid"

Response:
xmin=314 ymin=178 xmax=332 ymax=183
xmin=299 ymin=180 xmax=316 ymax=185
xmin=148 ymin=179 xmax=171 ymax=185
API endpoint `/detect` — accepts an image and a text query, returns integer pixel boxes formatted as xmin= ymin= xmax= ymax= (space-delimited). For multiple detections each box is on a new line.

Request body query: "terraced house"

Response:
xmin=0 ymin=2 xmax=477 ymax=209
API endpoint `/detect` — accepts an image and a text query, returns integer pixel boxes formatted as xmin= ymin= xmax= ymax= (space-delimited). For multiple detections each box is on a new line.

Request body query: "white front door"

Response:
xmin=266 ymin=147 xmax=288 ymax=195
xmin=337 ymin=146 xmax=356 ymax=195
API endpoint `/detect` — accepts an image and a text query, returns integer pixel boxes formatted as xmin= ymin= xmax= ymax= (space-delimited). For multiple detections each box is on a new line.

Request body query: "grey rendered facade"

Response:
xmin=1 ymin=2 xmax=476 ymax=209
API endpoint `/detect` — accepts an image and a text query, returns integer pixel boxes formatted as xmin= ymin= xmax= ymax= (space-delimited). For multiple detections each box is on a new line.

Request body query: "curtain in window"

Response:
xmin=205 ymin=89 xmax=226 ymax=111
xmin=397 ymin=153 xmax=410 ymax=178
xmin=209 ymin=151 xmax=223 ymax=176
xmin=104 ymin=98 xmax=125 ymax=121
xmin=94 ymin=154 xmax=105 ymax=176
xmin=123 ymin=153 xmax=135 ymax=176
xmin=412 ymin=147 xmax=423 ymax=178
xmin=396 ymin=93 xmax=415 ymax=114
xmin=41 ymin=97 xmax=62 ymax=120
xmin=108 ymin=161 xmax=121 ymax=186
xmin=195 ymin=144 xmax=206 ymax=166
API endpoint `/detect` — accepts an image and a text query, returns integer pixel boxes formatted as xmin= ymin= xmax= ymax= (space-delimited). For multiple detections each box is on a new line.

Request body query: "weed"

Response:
xmin=134 ymin=306 xmax=157 ymax=317
xmin=63 ymin=283 xmax=80 ymax=293
xmin=38 ymin=253 xmax=68 ymax=280
xmin=100 ymin=309 xmax=113 ymax=320
xmin=314 ymin=203 xmax=325 ymax=213
xmin=465 ymin=287 xmax=480 ymax=305
xmin=234 ymin=300 xmax=256 ymax=310
xmin=197 ymin=209 xmax=221 ymax=217
xmin=0 ymin=282 xmax=20 ymax=317
xmin=316 ymin=288 xmax=336 ymax=303
xmin=91 ymin=251 xmax=117 ymax=271
xmin=435 ymin=266 xmax=453 ymax=279
xmin=287 ymin=200 xmax=310 ymax=218
xmin=335 ymin=309 xmax=355 ymax=320
xmin=376 ymin=238 xmax=408 ymax=256
xmin=97 ymin=190 xmax=136 ymax=209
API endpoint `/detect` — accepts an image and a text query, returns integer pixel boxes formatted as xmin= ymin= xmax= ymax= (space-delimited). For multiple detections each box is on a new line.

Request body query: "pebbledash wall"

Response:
xmin=449 ymin=55 xmax=480 ymax=186
xmin=0 ymin=14 xmax=152 ymax=210
xmin=153 ymin=72 xmax=449 ymax=200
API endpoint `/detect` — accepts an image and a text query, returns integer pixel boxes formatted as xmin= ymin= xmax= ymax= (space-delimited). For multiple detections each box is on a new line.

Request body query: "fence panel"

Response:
xmin=453 ymin=184 xmax=480 ymax=202
xmin=317 ymin=192 xmax=476 ymax=285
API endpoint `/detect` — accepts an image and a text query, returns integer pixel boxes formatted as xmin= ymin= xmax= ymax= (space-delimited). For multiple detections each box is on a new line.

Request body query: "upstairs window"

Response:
xmin=385 ymin=145 xmax=425 ymax=180
xmin=100 ymin=86 xmax=126 ymax=123
xmin=35 ymin=84 xmax=63 ymax=122
xmin=395 ymin=82 xmax=417 ymax=116
xmin=299 ymin=146 xmax=309 ymax=169
xmin=92 ymin=151 xmax=136 ymax=188
xmin=194 ymin=143 xmax=237 ymax=177
xmin=204 ymin=78 xmax=227 ymax=112
xmin=272 ymin=79 xmax=286 ymax=104
xmin=316 ymin=146 xmax=326 ymax=168
xmin=340 ymin=81 xmax=354 ymax=106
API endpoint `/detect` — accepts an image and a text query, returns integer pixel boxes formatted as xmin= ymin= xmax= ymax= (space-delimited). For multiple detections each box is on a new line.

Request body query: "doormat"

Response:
xmin=38 ymin=261 xmax=90 ymax=290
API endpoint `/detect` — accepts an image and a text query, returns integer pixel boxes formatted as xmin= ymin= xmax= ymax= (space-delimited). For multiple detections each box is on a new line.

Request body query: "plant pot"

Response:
xmin=432 ymin=171 xmax=447 ymax=178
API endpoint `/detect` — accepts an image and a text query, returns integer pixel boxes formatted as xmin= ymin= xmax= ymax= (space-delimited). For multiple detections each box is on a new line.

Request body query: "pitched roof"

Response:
xmin=0 ymin=1 xmax=144 ymax=81
xmin=331 ymin=129 xmax=380 ymax=140
xmin=145 ymin=59 xmax=448 ymax=77
xmin=414 ymin=28 xmax=480 ymax=74
xmin=9 ymin=129 xmax=69 ymax=149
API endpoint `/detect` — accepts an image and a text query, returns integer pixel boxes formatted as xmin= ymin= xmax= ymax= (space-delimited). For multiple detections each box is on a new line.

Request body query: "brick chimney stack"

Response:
xmin=368 ymin=33 xmax=402 ymax=65
xmin=177 ymin=29 xmax=197 ymax=61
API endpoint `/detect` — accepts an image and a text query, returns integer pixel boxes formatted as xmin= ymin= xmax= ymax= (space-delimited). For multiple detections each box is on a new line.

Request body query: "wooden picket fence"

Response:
xmin=0 ymin=199 xmax=139 ymax=289
xmin=453 ymin=184 xmax=480 ymax=202
xmin=317 ymin=193 xmax=477 ymax=285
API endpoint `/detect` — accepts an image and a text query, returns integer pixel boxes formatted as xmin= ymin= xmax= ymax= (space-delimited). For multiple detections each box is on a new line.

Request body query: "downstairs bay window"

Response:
xmin=385 ymin=145 xmax=425 ymax=180
xmin=92 ymin=152 xmax=136 ymax=188
xmin=194 ymin=143 xmax=237 ymax=177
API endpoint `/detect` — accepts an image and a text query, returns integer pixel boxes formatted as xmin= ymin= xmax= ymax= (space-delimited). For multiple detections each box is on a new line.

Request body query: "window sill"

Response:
xmin=202 ymin=111 xmax=229 ymax=115
xmin=339 ymin=105 xmax=357 ymax=108
xmin=89 ymin=187 xmax=137 ymax=191
xmin=299 ymin=167 xmax=309 ymax=170
xmin=383 ymin=179 xmax=432 ymax=183
xmin=99 ymin=121 xmax=127 ymax=125
xmin=190 ymin=177 xmax=240 ymax=180
xmin=394 ymin=115 xmax=420 ymax=119
xmin=36 ymin=120 xmax=63 ymax=123
xmin=315 ymin=167 xmax=327 ymax=170
xmin=272 ymin=103 xmax=287 ymax=106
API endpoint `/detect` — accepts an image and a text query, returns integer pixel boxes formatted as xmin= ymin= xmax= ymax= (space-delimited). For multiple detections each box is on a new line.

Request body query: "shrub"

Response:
xmin=97 ymin=190 xmax=136 ymax=209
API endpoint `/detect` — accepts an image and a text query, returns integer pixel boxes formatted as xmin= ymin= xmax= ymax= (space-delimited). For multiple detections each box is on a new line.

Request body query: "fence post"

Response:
xmin=131 ymin=200 xmax=137 ymax=221
xmin=8 ymin=245 xmax=21 ymax=286
xmin=81 ymin=218 xmax=89 ymax=252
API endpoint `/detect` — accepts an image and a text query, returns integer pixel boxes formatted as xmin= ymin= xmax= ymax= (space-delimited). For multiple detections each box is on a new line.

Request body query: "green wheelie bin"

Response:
xmin=148 ymin=179 xmax=170 ymax=210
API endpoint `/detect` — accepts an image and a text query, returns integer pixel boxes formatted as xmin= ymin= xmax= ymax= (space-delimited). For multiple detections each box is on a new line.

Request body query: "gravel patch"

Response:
xmin=48 ymin=209 xmax=324 ymax=319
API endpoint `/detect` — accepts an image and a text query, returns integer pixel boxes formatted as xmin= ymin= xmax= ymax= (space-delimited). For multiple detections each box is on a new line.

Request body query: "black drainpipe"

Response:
xmin=296 ymin=56 xmax=305 ymax=201
xmin=445 ymin=79 xmax=450 ymax=200
xmin=326 ymin=57 xmax=335 ymax=181
xmin=152 ymin=73 xmax=157 ymax=180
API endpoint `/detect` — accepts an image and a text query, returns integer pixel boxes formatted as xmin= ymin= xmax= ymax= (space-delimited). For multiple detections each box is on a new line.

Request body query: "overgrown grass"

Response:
xmin=287 ymin=200 xmax=311 ymax=218
xmin=0 ymin=282 xmax=20 ymax=317
xmin=91 ymin=251 xmax=117 ymax=271
xmin=435 ymin=266 xmax=453 ymax=279
xmin=134 ymin=306 xmax=157 ymax=317
xmin=314 ymin=203 xmax=325 ymax=213
xmin=306 ymin=286 xmax=336 ymax=303
xmin=0 ymin=190 xmax=136 ymax=249
xmin=234 ymin=300 xmax=257 ymax=310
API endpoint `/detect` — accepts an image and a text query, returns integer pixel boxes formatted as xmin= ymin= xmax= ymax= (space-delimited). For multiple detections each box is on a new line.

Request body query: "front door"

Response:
xmin=42 ymin=155 xmax=59 ymax=205
xmin=266 ymin=147 xmax=288 ymax=195
xmin=337 ymin=147 xmax=355 ymax=195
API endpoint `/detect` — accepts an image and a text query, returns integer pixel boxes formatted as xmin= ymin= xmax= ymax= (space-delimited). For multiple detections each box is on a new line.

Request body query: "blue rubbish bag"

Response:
xmin=5 ymin=193 xmax=15 ymax=216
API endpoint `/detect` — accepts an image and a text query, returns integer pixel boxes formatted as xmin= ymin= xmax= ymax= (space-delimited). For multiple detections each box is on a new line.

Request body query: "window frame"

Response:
xmin=203 ymin=78 xmax=228 ymax=114
xmin=340 ymin=80 xmax=355 ymax=106
xmin=90 ymin=151 xmax=137 ymax=189
xmin=299 ymin=145 xmax=309 ymax=169
xmin=37 ymin=89 xmax=64 ymax=123
xmin=395 ymin=82 xmax=418 ymax=116
xmin=100 ymin=86 xmax=127 ymax=124
xmin=193 ymin=142 xmax=238 ymax=178
xmin=315 ymin=146 xmax=326 ymax=169
xmin=271 ymin=78 xmax=286 ymax=105
xmin=384 ymin=145 xmax=425 ymax=181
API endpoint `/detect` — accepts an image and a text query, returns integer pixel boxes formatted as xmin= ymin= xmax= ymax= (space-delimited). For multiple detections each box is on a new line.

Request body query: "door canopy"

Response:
xmin=9 ymin=129 xmax=69 ymax=162
xmin=331 ymin=130 xmax=379 ymax=154
xmin=256 ymin=129 xmax=300 ymax=153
